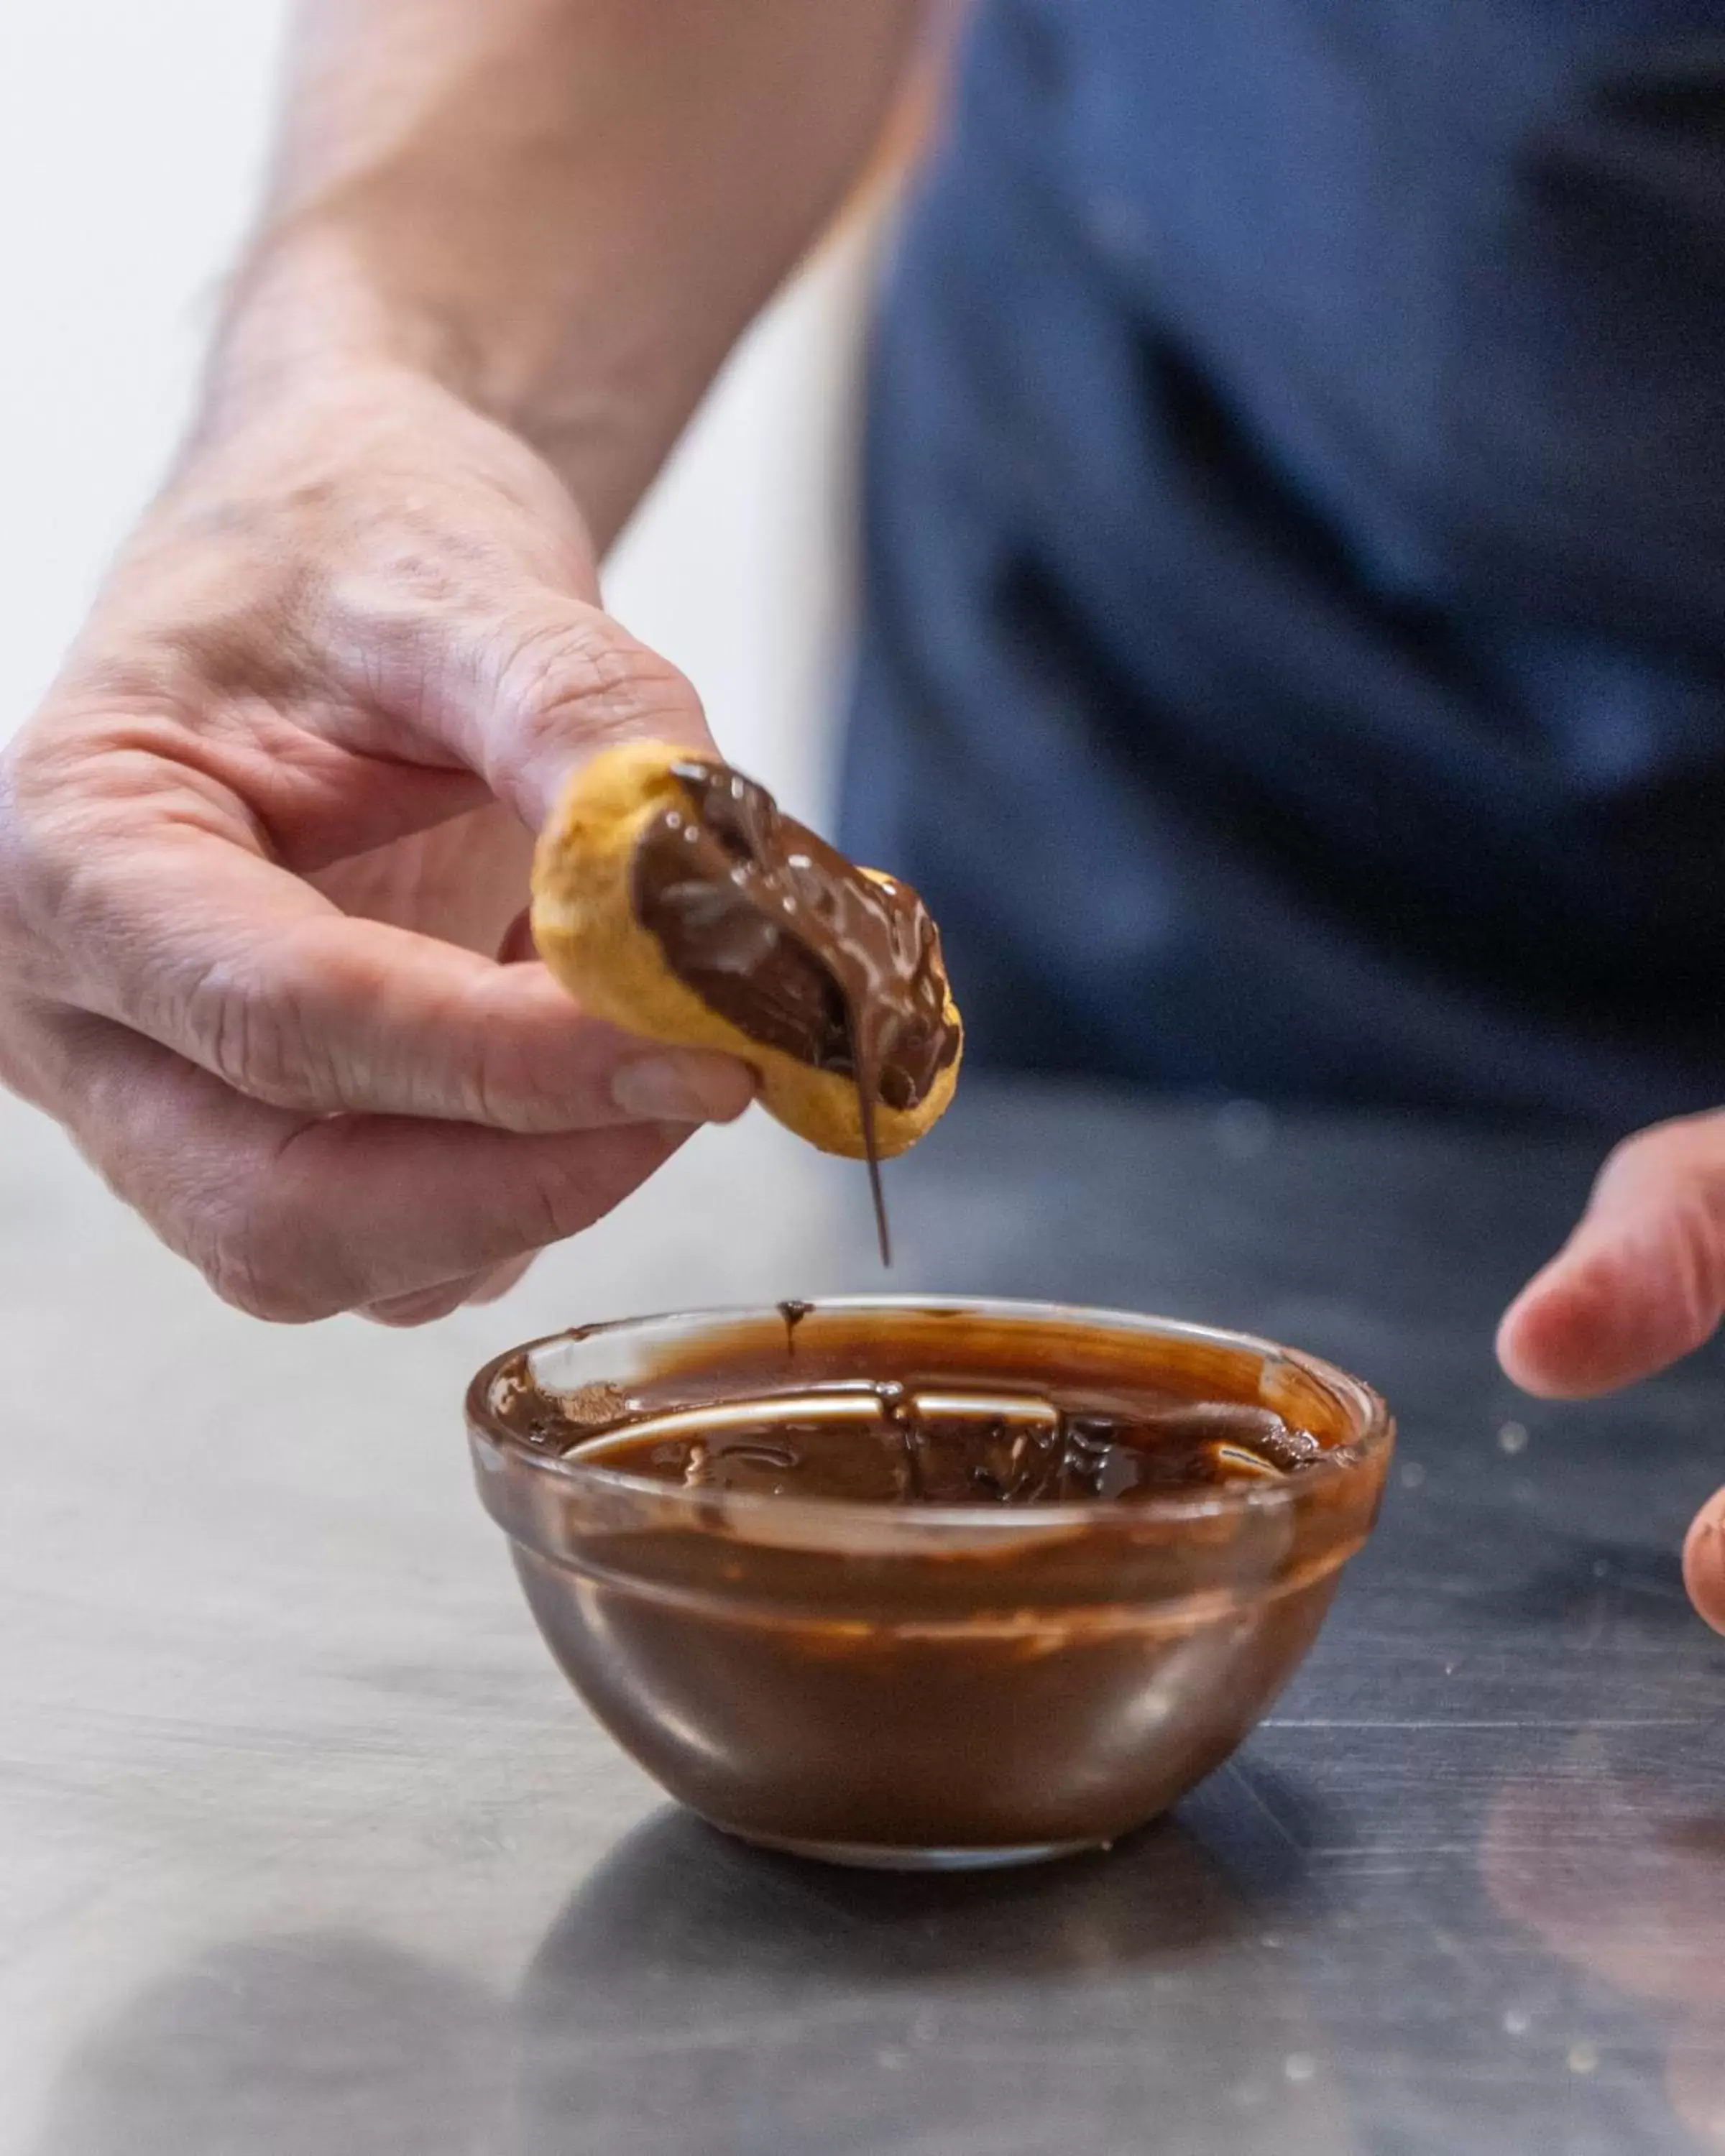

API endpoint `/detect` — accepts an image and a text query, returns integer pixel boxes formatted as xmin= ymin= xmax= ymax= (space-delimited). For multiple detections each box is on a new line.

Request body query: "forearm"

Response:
xmin=202 ymin=0 xmax=924 ymax=545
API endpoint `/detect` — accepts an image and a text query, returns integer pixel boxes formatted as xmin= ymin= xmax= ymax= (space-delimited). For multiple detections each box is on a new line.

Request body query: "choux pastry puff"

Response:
xmin=530 ymin=740 xmax=962 ymax=1164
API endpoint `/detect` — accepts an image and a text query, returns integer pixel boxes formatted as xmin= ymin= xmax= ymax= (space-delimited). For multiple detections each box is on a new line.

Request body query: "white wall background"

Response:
xmin=0 ymin=35 xmax=893 ymax=2137
xmin=0 ymin=0 xmax=865 ymax=824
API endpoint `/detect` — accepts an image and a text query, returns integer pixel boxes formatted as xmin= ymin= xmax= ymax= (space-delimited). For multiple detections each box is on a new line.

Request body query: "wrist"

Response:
xmin=193 ymin=214 xmax=466 ymax=455
xmin=74 ymin=356 xmax=600 ymax=706
xmin=195 ymin=206 xmax=652 ymax=549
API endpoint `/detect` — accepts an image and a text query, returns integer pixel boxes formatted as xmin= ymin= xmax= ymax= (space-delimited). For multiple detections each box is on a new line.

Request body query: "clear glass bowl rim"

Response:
xmin=465 ymin=1295 xmax=1394 ymax=1541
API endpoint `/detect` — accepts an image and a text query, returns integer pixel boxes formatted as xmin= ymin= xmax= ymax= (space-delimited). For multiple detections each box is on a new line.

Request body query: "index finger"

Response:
xmin=39 ymin=1008 xmax=702 ymax=1321
xmin=1497 ymin=1113 xmax=1725 ymax=1398
xmin=45 ymin=826 xmax=754 ymax=1130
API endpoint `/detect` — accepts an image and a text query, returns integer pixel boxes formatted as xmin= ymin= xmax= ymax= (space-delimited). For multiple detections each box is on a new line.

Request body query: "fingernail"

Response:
xmin=612 ymin=1054 xmax=752 ymax=1124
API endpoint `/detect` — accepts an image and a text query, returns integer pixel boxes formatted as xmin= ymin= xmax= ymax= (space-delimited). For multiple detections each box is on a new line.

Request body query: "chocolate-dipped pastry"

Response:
xmin=530 ymin=741 xmax=962 ymax=1256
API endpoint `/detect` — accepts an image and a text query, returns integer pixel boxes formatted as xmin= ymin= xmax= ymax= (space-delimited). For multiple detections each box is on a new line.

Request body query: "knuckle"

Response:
xmin=183 ymin=953 xmax=331 ymax=1112
xmin=468 ymin=1038 xmax=525 ymax=1130
xmin=201 ymin=1212 xmax=331 ymax=1325
xmin=0 ymin=704 xmax=250 ymax=1000
xmin=515 ymin=1153 xmax=594 ymax=1251
xmin=1604 ymin=1123 xmax=1670 ymax=1177
xmin=469 ymin=1025 xmax=583 ymax=1133
xmin=497 ymin=613 xmax=701 ymax=763
xmin=188 ymin=1168 xmax=341 ymax=1325
xmin=1602 ymin=1117 xmax=1725 ymax=1215
xmin=1664 ymin=1189 xmax=1725 ymax=1339
xmin=0 ymin=757 xmax=29 ymax=963
xmin=518 ymin=1130 xmax=662 ymax=1248
xmin=1596 ymin=1118 xmax=1725 ymax=1351
xmin=0 ymin=729 xmax=98 ymax=960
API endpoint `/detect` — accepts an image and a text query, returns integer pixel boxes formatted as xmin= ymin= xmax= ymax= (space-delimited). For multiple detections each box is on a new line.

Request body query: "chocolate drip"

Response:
xmin=631 ymin=760 xmax=960 ymax=1266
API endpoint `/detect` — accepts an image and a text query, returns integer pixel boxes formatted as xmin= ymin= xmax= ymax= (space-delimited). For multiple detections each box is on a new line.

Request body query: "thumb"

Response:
xmin=1497 ymin=1112 xmax=1725 ymax=1398
xmin=426 ymin=596 xmax=715 ymax=830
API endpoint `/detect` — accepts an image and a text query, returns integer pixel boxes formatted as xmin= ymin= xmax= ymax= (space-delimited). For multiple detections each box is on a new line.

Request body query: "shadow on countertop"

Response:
xmin=507 ymin=1797 xmax=1348 ymax=2155
xmin=31 ymin=1784 xmax=1352 ymax=2156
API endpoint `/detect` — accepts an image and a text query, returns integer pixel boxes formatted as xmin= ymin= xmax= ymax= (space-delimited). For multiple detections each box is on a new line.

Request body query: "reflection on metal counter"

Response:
xmin=7 ymin=1082 xmax=1725 ymax=2155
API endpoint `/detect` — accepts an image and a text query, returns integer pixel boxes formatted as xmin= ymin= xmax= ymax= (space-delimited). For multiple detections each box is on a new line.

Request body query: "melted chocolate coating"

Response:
xmin=630 ymin=760 xmax=959 ymax=1264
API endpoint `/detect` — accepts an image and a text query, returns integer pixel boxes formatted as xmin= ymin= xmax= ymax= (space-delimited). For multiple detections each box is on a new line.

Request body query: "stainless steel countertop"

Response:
xmin=6 ymin=1080 xmax=1724 ymax=2155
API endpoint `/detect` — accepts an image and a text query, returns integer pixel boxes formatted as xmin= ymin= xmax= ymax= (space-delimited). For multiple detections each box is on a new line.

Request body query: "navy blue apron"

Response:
xmin=841 ymin=0 xmax=1725 ymax=1123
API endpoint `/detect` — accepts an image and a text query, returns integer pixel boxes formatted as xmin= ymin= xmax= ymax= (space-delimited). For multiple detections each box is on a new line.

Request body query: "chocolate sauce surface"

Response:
xmin=630 ymin=760 xmax=959 ymax=1262
xmin=571 ymin=1385 xmax=1321 ymax=1505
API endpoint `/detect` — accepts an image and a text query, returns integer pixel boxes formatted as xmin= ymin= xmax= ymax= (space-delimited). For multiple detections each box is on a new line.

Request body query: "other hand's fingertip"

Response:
xmin=1496 ymin=1223 xmax=1708 ymax=1399
xmin=1683 ymin=1488 xmax=1725 ymax=1636
xmin=1495 ymin=1266 xmax=1604 ymax=1399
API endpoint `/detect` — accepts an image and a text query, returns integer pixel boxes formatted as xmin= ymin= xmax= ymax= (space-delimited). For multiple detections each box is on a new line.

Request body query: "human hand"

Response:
xmin=1497 ymin=1111 xmax=1725 ymax=1631
xmin=0 ymin=369 xmax=753 ymax=1325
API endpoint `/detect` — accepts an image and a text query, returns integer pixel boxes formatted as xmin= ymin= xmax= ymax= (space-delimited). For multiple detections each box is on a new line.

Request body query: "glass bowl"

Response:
xmin=466 ymin=1298 xmax=1392 ymax=1870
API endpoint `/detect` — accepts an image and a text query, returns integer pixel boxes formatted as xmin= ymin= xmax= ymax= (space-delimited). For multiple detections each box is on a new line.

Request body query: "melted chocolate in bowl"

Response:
xmin=467 ymin=1301 xmax=1393 ymax=1869
xmin=579 ymin=1389 xmax=1325 ymax=1504
xmin=630 ymin=760 xmax=960 ymax=1263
